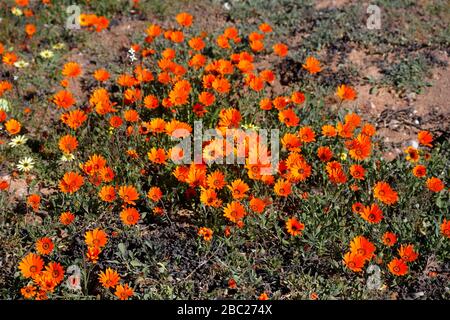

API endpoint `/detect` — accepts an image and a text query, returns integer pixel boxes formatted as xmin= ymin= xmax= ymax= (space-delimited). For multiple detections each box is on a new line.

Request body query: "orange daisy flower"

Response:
xmin=62 ymin=62 xmax=82 ymax=78
xmin=417 ymin=130 xmax=433 ymax=147
xmin=120 ymin=207 xmax=140 ymax=225
xmin=426 ymin=177 xmax=445 ymax=192
xmin=115 ymin=284 xmax=134 ymax=300
xmin=176 ymin=12 xmax=193 ymax=27
xmin=223 ymin=201 xmax=246 ymax=224
xmin=343 ymin=251 xmax=365 ymax=272
xmin=59 ymin=172 xmax=84 ymax=193
xmin=98 ymin=268 xmax=120 ymax=288
xmin=58 ymin=135 xmax=78 ymax=154
xmin=227 ymin=179 xmax=249 ymax=199
xmin=373 ymin=182 xmax=398 ymax=205
xmin=336 ymin=84 xmax=357 ymax=101
xmin=412 ymin=165 xmax=426 ymax=178
xmin=440 ymin=219 xmax=450 ymax=238
xmin=198 ymin=227 xmax=213 ymax=241
xmin=118 ymin=185 xmax=139 ymax=205
xmin=286 ymin=217 xmax=305 ymax=236
xmin=148 ymin=148 xmax=167 ymax=164
xmin=36 ymin=237 xmax=54 ymax=255
xmin=147 ymin=187 xmax=163 ymax=202
xmin=60 ymin=211 xmax=75 ymax=225
xmin=388 ymin=258 xmax=408 ymax=276
xmin=382 ymin=232 xmax=397 ymax=247
xmin=302 ymin=56 xmax=321 ymax=74
xmin=274 ymin=179 xmax=292 ymax=197
xmin=206 ymin=170 xmax=226 ymax=190
xmin=5 ymin=119 xmax=21 ymax=135
xmin=398 ymin=244 xmax=419 ymax=263
xmin=18 ymin=253 xmax=44 ymax=279
xmin=85 ymin=228 xmax=108 ymax=249
xmin=360 ymin=204 xmax=383 ymax=224
xmin=349 ymin=236 xmax=375 ymax=261
xmin=99 ymin=185 xmax=116 ymax=202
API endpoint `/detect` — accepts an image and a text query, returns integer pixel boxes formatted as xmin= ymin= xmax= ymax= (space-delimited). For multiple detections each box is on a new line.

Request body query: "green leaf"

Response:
xmin=118 ymin=243 xmax=127 ymax=258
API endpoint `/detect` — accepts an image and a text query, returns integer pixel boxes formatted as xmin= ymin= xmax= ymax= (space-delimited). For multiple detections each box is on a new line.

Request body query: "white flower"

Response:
xmin=13 ymin=60 xmax=29 ymax=68
xmin=128 ymin=48 xmax=137 ymax=62
xmin=16 ymin=157 xmax=35 ymax=172
xmin=39 ymin=50 xmax=54 ymax=59
xmin=9 ymin=135 xmax=28 ymax=147
xmin=0 ymin=99 xmax=10 ymax=112
xmin=60 ymin=153 xmax=75 ymax=162
xmin=52 ymin=43 xmax=65 ymax=50
xmin=11 ymin=7 xmax=23 ymax=16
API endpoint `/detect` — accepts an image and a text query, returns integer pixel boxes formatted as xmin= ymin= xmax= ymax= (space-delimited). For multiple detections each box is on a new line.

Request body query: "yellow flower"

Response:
xmin=14 ymin=60 xmax=29 ymax=68
xmin=340 ymin=153 xmax=348 ymax=161
xmin=52 ymin=43 xmax=66 ymax=50
xmin=39 ymin=50 xmax=54 ymax=59
xmin=11 ymin=7 xmax=23 ymax=16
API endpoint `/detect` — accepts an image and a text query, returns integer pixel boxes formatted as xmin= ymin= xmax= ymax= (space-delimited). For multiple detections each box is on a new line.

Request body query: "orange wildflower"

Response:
xmin=27 ymin=194 xmax=41 ymax=212
xmin=298 ymin=126 xmax=316 ymax=143
xmin=85 ymin=228 xmax=108 ymax=249
xmin=62 ymin=62 xmax=82 ymax=78
xmin=198 ymin=227 xmax=213 ymax=241
xmin=302 ymin=56 xmax=321 ymax=74
xmin=118 ymin=185 xmax=139 ymax=205
xmin=147 ymin=187 xmax=163 ymax=202
xmin=388 ymin=258 xmax=408 ymax=276
xmin=223 ymin=201 xmax=246 ymax=224
xmin=249 ymin=197 xmax=266 ymax=214
xmin=418 ymin=130 xmax=433 ymax=147
xmin=227 ymin=179 xmax=249 ymax=199
xmin=115 ymin=284 xmax=134 ymax=300
xmin=59 ymin=172 xmax=84 ymax=193
xmin=350 ymin=164 xmax=365 ymax=180
xmin=382 ymin=232 xmax=397 ymax=247
xmin=426 ymin=177 xmax=444 ymax=192
xmin=349 ymin=236 xmax=375 ymax=261
xmin=206 ymin=170 xmax=226 ymax=190
xmin=412 ymin=165 xmax=426 ymax=178
xmin=19 ymin=253 xmax=44 ymax=279
xmin=278 ymin=109 xmax=299 ymax=127
xmin=286 ymin=217 xmax=305 ymax=236
xmin=148 ymin=148 xmax=167 ymax=164
xmin=93 ymin=68 xmax=110 ymax=82
xmin=373 ymin=182 xmax=398 ymax=205
xmin=273 ymin=43 xmax=288 ymax=57
xmin=61 ymin=109 xmax=87 ymax=130
xmin=120 ymin=207 xmax=140 ymax=225
xmin=5 ymin=119 xmax=21 ymax=135
xmin=343 ymin=251 xmax=365 ymax=272
xmin=317 ymin=146 xmax=333 ymax=162
xmin=398 ymin=244 xmax=419 ymax=263
xmin=99 ymin=185 xmax=116 ymax=202
xmin=336 ymin=84 xmax=357 ymax=101
xmin=440 ymin=219 xmax=450 ymax=238
xmin=274 ymin=179 xmax=292 ymax=197
xmin=176 ymin=12 xmax=193 ymax=27
xmin=36 ymin=237 xmax=54 ymax=255
xmin=60 ymin=211 xmax=75 ymax=225
xmin=360 ymin=204 xmax=383 ymax=224
xmin=58 ymin=135 xmax=78 ymax=154
xmin=98 ymin=268 xmax=120 ymax=288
